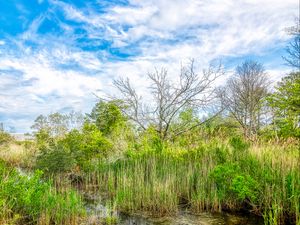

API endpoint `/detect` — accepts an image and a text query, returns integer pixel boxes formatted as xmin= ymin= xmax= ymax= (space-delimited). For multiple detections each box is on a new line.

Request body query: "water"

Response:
xmin=85 ymin=198 xmax=263 ymax=225
xmin=119 ymin=212 xmax=263 ymax=225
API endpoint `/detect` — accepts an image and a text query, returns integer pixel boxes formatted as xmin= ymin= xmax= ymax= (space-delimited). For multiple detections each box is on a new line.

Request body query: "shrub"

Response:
xmin=0 ymin=161 xmax=84 ymax=223
xmin=35 ymin=143 xmax=75 ymax=174
xmin=35 ymin=123 xmax=113 ymax=174
xmin=210 ymin=163 xmax=260 ymax=204
xmin=230 ymin=175 xmax=260 ymax=202
xmin=210 ymin=163 xmax=240 ymax=199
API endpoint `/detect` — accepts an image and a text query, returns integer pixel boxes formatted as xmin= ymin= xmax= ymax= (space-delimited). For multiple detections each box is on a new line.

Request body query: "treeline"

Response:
xmin=30 ymin=60 xmax=299 ymax=144
xmin=23 ymin=57 xmax=299 ymax=175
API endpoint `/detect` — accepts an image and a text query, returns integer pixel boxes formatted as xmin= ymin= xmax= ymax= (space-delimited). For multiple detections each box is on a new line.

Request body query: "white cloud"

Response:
xmin=0 ymin=46 xmax=103 ymax=132
xmin=51 ymin=0 xmax=297 ymax=64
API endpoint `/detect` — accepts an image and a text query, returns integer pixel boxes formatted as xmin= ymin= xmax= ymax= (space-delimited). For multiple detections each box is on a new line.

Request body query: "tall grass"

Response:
xmin=91 ymin=138 xmax=299 ymax=224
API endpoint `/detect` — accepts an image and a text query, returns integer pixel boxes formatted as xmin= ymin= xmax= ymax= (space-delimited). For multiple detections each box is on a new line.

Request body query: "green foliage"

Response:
xmin=0 ymin=161 xmax=84 ymax=224
xmin=31 ymin=113 xmax=68 ymax=137
xmin=35 ymin=128 xmax=53 ymax=151
xmin=68 ymin=123 xmax=112 ymax=169
xmin=210 ymin=163 xmax=240 ymax=199
xmin=210 ymin=164 xmax=258 ymax=202
xmin=212 ymin=145 xmax=228 ymax=163
xmin=202 ymin=115 xmax=239 ymax=137
xmin=87 ymin=100 xmax=126 ymax=135
xmin=230 ymin=175 xmax=259 ymax=202
xmin=140 ymin=126 xmax=164 ymax=152
xmin=210 ymin=151 xmax=259 ymax=204
xmin=267 ymin=72 xmax=300 ymax=138
xmin=36 ymin=143 xmax=75 ymax=174
xmin=36 ymin=123 xmax=112 ymax=174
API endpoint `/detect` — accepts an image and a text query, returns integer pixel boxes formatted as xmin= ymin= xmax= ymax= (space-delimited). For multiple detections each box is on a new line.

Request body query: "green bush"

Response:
xmin=230 ymin=175 xmax=259 ymax=202
xmin=35 ymin=123 xmax=113 ymax=174
xmin=35 ymin=143 xmax=75 ymax=174
xmin=87 ymin=100 xmax=127 ymax=135
xmin=210 ymin=163 xmax=260 ymax=204
xmin=64 ymin=123 xmax=112 ymax=170
xmin=212 ymin=145 xmax=228 ymax=163
xmin=210 ymin=163 xmax=240 ymax=199
xmin=0 ymin=161 xmax=84 ymax=223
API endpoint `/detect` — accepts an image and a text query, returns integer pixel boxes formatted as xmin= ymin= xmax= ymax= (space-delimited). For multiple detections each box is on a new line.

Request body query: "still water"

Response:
xmin=86 ymin=200 xmax=263 ymax=225
xmin=119 ymin=212 xmax=263 ymax=225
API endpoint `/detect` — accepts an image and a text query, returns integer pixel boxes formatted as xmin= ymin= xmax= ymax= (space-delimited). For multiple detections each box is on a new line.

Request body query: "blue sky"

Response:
xmin=0 ymin=0 xmax=298 ymax=132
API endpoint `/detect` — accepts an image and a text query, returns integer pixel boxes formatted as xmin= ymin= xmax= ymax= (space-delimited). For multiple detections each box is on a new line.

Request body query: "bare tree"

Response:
xmin=283 ymin=17 xmax=300 ymax=70
xmin=113 ymin=60 xmax=224 ymax=140
xmin=218 ymin=61 xmax=269 ymax=139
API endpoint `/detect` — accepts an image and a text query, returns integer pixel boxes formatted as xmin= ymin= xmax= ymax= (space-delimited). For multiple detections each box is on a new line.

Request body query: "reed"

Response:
xmin=91 ymin=139 xmax=299 ymax=224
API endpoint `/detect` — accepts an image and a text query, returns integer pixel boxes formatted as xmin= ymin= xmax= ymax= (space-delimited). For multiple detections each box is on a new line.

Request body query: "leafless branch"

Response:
xmin=112 ymin=60 xmax=224 ymax=139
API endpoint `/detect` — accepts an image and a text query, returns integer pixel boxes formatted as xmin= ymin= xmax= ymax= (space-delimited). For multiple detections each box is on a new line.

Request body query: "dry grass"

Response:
xmin=0 ymin=141 xmax=36 ymax=168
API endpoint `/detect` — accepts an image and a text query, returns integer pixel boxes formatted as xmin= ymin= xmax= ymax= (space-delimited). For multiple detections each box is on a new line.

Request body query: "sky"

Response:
xmin=0 ymin=0 xmax=298 ymax=133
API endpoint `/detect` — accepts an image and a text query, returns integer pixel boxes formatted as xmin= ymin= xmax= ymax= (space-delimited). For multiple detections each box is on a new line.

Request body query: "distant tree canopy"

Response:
xmin=31 ymin=111 xmax=84 ymax=138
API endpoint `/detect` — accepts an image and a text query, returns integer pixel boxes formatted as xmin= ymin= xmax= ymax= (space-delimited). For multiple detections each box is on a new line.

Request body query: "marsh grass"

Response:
xmin=90 ymin=139 xmax=299 ymax=225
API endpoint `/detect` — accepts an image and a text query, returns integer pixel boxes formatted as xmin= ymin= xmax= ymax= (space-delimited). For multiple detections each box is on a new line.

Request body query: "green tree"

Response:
xmin=31 ymin=113 xmax=68 ymax=138
xmin=87 ymin=100 xmax=126 ymax=135
xmin=47 ymin=113 xmax=69 ymax=137
xmin=63 ymin=123 xmax=112 ymax=169
xmin=268 ymin=72 xmax=300 ymax=138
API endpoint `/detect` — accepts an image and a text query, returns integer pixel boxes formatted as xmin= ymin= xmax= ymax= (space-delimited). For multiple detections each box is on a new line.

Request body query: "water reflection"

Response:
xmin=119 ymin=212 xmax=263 ymax=225
xmin=84 ymin=192 xmax=263 ymax=225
